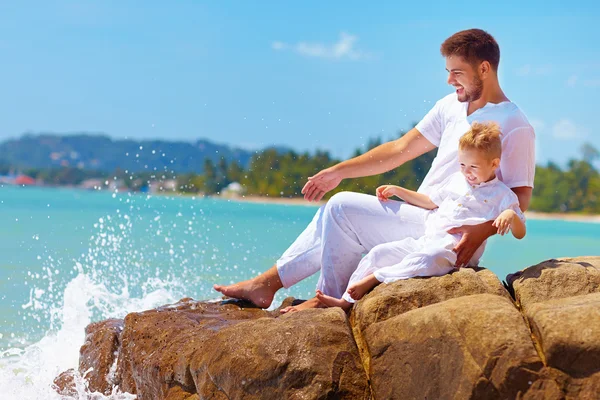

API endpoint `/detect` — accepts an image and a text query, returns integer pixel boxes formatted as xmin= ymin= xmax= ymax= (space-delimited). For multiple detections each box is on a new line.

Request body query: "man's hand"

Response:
xmin=301 ymin=167 xmax=343 ymax=202
xmin=447 ymin=221 xmax=497 ymax=268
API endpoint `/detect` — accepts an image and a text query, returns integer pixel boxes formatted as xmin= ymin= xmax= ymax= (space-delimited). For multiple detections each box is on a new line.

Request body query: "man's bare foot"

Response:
xmin=315 ymin=290 xmax=352 ymax=312
xmin=213 ymin=265 xmax=283 ymax=308
xmin=346 ymin=274 xmax=380 ymax=301
xmin=280 ymin=296 xmax=325 ymax=314
xmin=213 ymin=279 xmax=278 ymax=308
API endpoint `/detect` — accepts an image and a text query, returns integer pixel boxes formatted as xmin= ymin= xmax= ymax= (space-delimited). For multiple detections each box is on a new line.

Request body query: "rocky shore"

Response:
xmin=54 ymin=256 xmax=600 ymax=399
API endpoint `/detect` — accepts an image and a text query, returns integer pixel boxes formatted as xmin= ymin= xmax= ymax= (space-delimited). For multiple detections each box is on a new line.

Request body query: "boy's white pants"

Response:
xmin=275 ymin=192 xmax=426 ymax=296
xmin=340 ymin=231 xmax=483 ymax=303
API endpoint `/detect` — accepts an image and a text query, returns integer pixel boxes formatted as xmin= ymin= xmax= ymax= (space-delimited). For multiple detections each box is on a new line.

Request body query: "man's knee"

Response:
xmin=327 ymin=191 xmax=359 ymax=207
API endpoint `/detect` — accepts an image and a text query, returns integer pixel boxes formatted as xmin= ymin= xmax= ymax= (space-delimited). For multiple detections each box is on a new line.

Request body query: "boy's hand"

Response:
xmin=492 ymin=210 xmax=516 ymax=235
xmin=376 ymin=185 xmax=400 ymax=201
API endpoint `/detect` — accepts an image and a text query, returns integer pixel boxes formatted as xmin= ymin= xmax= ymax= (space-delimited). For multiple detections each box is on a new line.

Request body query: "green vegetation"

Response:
xmin=2 ymin=133 xmax=599 ymax=215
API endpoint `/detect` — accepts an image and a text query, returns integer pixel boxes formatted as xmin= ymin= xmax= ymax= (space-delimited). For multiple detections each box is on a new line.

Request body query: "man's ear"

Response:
xmin=480 ymin=61 xmax=491 ymax=79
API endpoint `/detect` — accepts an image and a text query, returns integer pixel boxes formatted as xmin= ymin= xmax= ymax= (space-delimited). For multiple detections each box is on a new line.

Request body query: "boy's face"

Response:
xmin=458 ymin=148 xmax=500 ymax=185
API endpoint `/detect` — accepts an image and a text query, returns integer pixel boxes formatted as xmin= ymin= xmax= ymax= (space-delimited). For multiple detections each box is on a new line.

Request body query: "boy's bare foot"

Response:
xmin=347 ymin=274 xmax=380 ymax=301
xmin=279 ymin=297 xmax=325 ymax=314
xmin=315 ymin=290 xmax=352 ymax=312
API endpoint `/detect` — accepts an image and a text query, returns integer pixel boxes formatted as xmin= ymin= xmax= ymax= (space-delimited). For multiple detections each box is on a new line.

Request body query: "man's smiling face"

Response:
xmin=446 ymin=56 xmax=484 ymax=103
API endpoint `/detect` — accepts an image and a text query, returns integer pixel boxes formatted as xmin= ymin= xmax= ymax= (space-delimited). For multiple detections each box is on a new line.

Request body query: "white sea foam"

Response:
xmin=0 ymin=272 xmax=178 ymax=399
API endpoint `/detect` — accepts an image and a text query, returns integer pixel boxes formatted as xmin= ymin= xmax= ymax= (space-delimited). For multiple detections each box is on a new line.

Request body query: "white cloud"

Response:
xmin=271 ymin=41 xmax=288 ymax=51
xmin=552 ymin=119 xmax=587 ymax=140
xmin=565 ymin=74 xmax=600 ymax=88
xmin=584 ymin=79 xmax=600 ymax=87
xmin=567 ymin=75 xmax=578 ymax=87
xmin=271 ymin=32 xmax=369 ymax=60
xmin=516 ymin=64 xmax=552 ymax=77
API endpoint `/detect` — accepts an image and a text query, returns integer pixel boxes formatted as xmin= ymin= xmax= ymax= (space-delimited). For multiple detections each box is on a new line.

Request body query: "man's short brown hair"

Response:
xmin=459 ymin=122 xmax=502 ymax=160
xmin=441 ymin=29 xmax=500 ymax=71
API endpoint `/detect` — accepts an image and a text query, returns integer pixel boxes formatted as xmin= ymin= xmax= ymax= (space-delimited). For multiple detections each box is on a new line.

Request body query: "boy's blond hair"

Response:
xmin=459 ymin=122 xmax=502 ymax=160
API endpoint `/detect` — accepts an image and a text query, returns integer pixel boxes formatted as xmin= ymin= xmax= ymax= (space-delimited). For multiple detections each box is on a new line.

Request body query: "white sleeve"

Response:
xmin=500 ymin=190 xmax=526 ymax=222
xmin=500 ymin=126 xmax=536 ymax=188
xmin=415 ymin=99 xmax=444 ymax=147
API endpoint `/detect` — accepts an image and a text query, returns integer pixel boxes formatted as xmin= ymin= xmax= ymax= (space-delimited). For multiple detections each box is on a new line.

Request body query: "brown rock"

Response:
xmin=364 ymin=294 xmax=543 ymax=400
xmin=116 ymin=299 xmax=269 ymax=398
xmin=79 ymin=318 xmax=124 ymax=394
xmin=191 ymin=308 xmax=369 ymax=400
xmin=526 ymin=292 xmax=600 ymax=377
xmin=350 ymin=267 xmax=511 ymax=375
xmin=352 ymin=267 xmax=510 ymax=332
xmin=518 ymin=366 xmax=600 ymax=400
xmin=506 ymin=256 xmax=600 ymax=312
xmin=52 ymin=368 xmax=77 ymax=397
xmin=115 ymin=298 xmax=368 ymax=399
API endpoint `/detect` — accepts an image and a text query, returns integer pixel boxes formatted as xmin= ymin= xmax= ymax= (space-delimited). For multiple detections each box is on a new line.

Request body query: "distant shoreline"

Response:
xmin=222 ymin=195 xmax=600 ymax=223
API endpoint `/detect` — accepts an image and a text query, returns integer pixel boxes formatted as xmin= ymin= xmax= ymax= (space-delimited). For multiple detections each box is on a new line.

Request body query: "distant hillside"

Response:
xmin=0 ymin=133 xmax=264 ymax=173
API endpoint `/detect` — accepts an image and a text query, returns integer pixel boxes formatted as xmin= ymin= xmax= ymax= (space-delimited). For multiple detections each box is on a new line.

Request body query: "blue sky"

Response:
xmin=0 ymin=1 xmax=599 ymax=166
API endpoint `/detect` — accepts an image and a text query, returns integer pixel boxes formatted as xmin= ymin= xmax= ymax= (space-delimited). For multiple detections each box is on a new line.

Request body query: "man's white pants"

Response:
xmin=275 ymin=191 xmax=431 ymax=298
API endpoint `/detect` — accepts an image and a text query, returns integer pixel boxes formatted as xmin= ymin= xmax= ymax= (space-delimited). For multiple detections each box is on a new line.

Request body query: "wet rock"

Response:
xmin=116 ymin=299 xmax=269 ymax=398
xmin=52 ymin=368 xmax=77 ymax=397
xmin=363 ymin=294 xmax=543 ymax=399
xmin=506 ymin=256 xmax=600 ymax=312
xmin=79 ymin=318 xmax=124 ymax=394
xmin=191 ymin=308 xmax=369 ymax=399
xmin=114 ymin=298 xmax=368 ymax=399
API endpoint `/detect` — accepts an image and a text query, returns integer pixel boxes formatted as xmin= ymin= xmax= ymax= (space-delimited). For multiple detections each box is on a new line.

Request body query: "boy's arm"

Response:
xmin=391 ymin=186 xmax=438 ymax=210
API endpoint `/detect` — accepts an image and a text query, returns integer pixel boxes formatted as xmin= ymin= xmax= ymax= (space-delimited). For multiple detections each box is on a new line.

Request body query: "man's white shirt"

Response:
xmin=415 ymin=93 xmax=536 ymax=196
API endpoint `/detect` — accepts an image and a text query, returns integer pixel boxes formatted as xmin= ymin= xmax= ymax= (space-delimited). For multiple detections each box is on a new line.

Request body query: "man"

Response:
xmin=213 ymin=28 xmax=535 ymax=312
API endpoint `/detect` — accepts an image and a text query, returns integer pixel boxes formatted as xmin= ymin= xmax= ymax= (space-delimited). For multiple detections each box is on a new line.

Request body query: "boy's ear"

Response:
xmin=491 ymin=158 xmax=500 ymax=169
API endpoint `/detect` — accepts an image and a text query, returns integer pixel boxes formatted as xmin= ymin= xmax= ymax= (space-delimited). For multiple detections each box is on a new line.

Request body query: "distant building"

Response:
xmin=221 ymin=182 xmax=244 ymax=198
xmin=80 ymin=179 xmax=105 ymax=190
xmin=149 ymin=179 xmax=178 ymax=193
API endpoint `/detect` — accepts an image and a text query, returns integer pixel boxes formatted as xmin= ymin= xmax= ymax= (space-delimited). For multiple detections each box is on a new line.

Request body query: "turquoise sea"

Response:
xmin=1 ymin=185 xmax=599 ymax=398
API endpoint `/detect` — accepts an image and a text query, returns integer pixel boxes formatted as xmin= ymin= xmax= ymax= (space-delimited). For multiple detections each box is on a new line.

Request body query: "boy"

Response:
xmin=316 ymin=122 xmax=526 ymax=311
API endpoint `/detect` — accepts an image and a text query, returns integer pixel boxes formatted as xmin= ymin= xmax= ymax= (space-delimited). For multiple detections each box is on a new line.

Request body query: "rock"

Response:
xmin=506 ymin=256 xmax=600 ymax=312
xmin=350 ymin=267 xmax=511 ymax=374
xmin=56 ymin=257 xmax=600 ymax=399
xmin=190 ymin=308 xmax=369 ymax=400
xmin=363 ymin=294 xmax=543 ymax=400
xmin=52 ymin=368 xmax=77 ymax=397
xmin=352 ymin=267 xmax=510 ymax=331
xmin=114 ymin=298 xmax=368 ymax=399
xmin=116 ymin=299 xmax=269 ymax=398
xmin=79 ymin=318 xmax=124 ymax=394
xmin=526 ymin=292 xmax=600 ymax=377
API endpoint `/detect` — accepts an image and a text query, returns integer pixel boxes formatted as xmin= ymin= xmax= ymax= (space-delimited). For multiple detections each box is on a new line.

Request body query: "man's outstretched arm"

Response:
xmin=449 ymin=186 xmax=533 ymax=268
xmin=302 ymin=128 xmax=436 ymax=201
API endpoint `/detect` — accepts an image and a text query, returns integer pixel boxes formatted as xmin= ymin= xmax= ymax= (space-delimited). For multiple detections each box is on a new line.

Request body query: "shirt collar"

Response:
xmin=465 ymin=175 xmax=499 ymax=189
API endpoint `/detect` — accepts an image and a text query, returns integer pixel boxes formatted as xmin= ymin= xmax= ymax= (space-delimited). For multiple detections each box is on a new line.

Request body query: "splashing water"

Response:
xmin=0 ymin=187 xmax=318 ymax=399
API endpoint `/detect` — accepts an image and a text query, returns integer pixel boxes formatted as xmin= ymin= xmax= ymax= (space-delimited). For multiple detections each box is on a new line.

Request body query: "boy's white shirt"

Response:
xmin=426 ymin=171 xmax=525 ymax=236
xmin=416 ymin=93 xmax=536 ymax=196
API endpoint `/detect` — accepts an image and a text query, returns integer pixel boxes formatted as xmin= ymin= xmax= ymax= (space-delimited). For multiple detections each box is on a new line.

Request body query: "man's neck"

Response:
xmin=467 ymin=81 xmax=509 ymax=115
